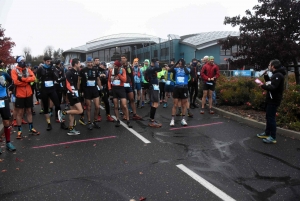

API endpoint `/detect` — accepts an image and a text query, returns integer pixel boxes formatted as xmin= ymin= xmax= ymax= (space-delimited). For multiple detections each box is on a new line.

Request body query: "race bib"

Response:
xmin=73 ymin=90 xmax=79 ymax=97
xmin=124 ymin=83 xmax=130 ymax=87
xmin=206 ymin=82 xmax=213 ymax=85
xmin=153 ymin=84 xmax=159 ymax=91
xmin=113 ymin=80 xmax=120 ymax=85
xmin=11 ymin=95 xmax=16 ymax=103
xmin=87 ymin=80 xmax=95 ymax=86
xmin=176 ymin=76 xmax=184 ymax=84
xmin=197 ymin=72 xmax=200 ymax=75
xmin=166 ymin=80 xmax=171 ymax=85
xmin=0 ymin=100 xmax=5 ymax=108
xmin=45 ymin=81 xmax=54 ymax=87
xmin=135 ymin=77 xmax=141 ymax=83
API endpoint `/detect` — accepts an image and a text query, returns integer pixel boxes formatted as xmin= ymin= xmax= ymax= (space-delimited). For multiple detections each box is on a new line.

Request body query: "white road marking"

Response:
xmin=176 ymin=164 xmax=236 ymax=201
xmin=111 ymin=116 xmax=151 ymax=144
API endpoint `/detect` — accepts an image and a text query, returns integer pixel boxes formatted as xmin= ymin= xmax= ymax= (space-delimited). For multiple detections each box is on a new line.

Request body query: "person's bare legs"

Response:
xmin=201 ymin=90 xmax=208 ymax=109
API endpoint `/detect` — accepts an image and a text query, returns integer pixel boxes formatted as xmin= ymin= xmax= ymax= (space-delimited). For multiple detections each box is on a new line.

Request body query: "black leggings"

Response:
xmin=189 ymin=81 xmax=198 ymax=104
xmin=56 ymin=90 xmax=63 ymax=105
xmin=41 ymin=90 xmax=61 ymax=116
xmin=101 ymin=90 xmax=110 ymax=115
xmin=159 ymin=82 xmax=165 ymax=100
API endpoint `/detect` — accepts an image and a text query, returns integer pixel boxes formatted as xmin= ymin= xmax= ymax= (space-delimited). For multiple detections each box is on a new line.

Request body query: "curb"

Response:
xmin=196 ymin=98 xmax=300 ymax=140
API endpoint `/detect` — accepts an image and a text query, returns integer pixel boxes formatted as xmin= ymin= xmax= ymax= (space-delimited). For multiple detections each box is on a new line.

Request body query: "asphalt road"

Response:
xmin=0 ymin=100 xmax=299 ymax=201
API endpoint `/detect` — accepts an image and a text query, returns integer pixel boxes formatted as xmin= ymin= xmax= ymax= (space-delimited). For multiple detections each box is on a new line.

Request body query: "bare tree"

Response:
xmin=44 ymin=46 xmax=54 ymax=58
xmin=23 ymin=47 xmax=32 ymax=61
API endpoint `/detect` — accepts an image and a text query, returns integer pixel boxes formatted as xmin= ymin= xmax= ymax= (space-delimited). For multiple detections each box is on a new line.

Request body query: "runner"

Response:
xmin=169 ymin=58 xmax=191 ymax=127
xmin=200 ymin=56 xmax=220 ymax=114
xmin=93 ymin=57 xmax=102 ymax=121
xmin=54 ymin=60 xmax=68 ymax=129
xmin=189 ymin=58 xmax=200 ymax=109
xmin=140 ymin=59 xmax=150 ymax=108
xmin=164 ymin=64 xmax=175 ymax=108
xmin=11 ymin=56 xmax=40 ymax=139
xmin=132 ymin=58 xmax=142 ymax=109
xmin=107 ymin=60 xmax=132 ymax=128
xmin=98 ymin=61 xmax=115 ymax=122
xmin=78 ymin=57 xmax=101 ymax=130
xmin=36 ymin=56 xmax=64 ymax=131
xmin=120 ymin=55 xmax=142 ymax=120
xmin=144 ymin=59 xmax=162 ymax=127
xmin=58 ymin=58 xmax=83 ymax=135
xmin=0 ymin=64 xmax=16 ymax=153
xmin=157 ymin=64 xmax=167 ymax=105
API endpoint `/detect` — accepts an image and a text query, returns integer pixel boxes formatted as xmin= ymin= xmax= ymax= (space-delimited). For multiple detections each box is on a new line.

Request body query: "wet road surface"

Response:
xmin=0 ymin=102 xmax=299 ymax=201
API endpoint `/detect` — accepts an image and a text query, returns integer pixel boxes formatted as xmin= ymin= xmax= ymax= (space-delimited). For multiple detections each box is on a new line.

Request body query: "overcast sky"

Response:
xmin=0 ymin=0 xmax=259 ymax=56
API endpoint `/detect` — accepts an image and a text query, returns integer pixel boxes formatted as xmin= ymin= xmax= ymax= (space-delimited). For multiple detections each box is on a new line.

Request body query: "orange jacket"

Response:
xmin=108 ymin=68 xmax=127 ymax=90
xmin=11 ymin=66 xmax=36 ymax=98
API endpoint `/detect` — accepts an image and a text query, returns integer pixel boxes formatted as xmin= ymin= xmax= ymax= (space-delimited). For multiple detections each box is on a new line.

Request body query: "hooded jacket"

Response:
xmin=261 ymin=67 xmax=286 ymax=106
xmin=11 ymin=66 xmax=36 ymax=98
xmin=201 ymin=63 xmax=220 ymax=83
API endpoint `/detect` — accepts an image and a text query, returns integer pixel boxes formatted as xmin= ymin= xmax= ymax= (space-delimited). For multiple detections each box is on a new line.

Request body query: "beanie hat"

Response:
xmin=100 ymin=61 xmax=106 ymax=66
xmin=114 ymin=60 xmax=121 ymax=67
xmin=209 ymin=56 xmax=214 ymax=60
xmin=17 ymin=56 xmax=25 ymax=63
xmin=86 ymin=57 xmax=93 ymax=62
xmin=151 ymin=58 xmax=157 ymax=63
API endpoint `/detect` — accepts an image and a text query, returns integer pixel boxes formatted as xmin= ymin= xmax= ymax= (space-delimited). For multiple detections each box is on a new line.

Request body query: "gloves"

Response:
xmin=18 ymin=74 xmax=23 ymax=82
xmin=109 ymin=90 xmax=113 ymax=96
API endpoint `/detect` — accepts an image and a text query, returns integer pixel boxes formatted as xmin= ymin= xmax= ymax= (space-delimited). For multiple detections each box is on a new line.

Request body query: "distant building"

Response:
xmin=62 ymin=31 xmax=239 ymax=69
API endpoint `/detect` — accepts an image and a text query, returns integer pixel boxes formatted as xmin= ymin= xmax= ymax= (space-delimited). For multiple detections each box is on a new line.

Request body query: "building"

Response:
xmin=62 ymin=31 xmax=239 ymax=69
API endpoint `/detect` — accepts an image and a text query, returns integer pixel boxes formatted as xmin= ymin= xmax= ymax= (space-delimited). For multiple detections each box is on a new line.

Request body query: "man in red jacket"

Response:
xmin=200 ymin=56 xmax=220 ymax=114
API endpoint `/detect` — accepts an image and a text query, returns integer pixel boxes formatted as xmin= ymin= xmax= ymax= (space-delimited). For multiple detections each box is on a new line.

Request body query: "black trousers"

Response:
xmin=41 ymin=90 xmax=61 ymax=117
xmin=189 ymin=81 xmax=198 ymax=104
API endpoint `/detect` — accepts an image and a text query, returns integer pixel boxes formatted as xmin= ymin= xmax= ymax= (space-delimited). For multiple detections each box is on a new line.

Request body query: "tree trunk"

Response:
xmin=293 ymin=59 xmax=300 ymax=85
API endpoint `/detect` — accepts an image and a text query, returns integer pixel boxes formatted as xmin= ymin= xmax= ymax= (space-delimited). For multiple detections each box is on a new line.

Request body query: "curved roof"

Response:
xmin=181 ymin=31 xmax=240 ymax=50
xmin=63 ymin=33 xmax=167 ymax=54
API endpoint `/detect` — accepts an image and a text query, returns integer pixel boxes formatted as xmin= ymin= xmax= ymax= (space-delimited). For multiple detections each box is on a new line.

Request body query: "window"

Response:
xmin=220 ymin=46 xmax=231 ymax=56
xmin=144 ymin=52 xmax=150 ymax=59
xmin=161 ymin=48 xmax=169 ymax=57
xmin=99 ymin=50 xmax=104 ymax=61
xmin=154 ymin=50 xmax=158 ymax=57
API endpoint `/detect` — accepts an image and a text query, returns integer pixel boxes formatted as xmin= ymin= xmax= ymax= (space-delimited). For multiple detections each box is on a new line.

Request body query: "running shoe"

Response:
xmin=60 ymin=123 xmax=68 ymax=130
xmin=67 ymin=129 xmax=80 ymax=135
xmin=97 ymin=115 xmax=102 ymax=122
xmin=46 ymin=123 xmax=52 ymax=131
xmin=16 ymin=131 xmax=22 ymax=139
xmin=88 ymin=123 xmax=93 ymax=130
xmin=39 ymin=109 xmax=44 ymax=114
xmin=29 ymin=128 xmax=40 ymax=135
xmin=257 ymin=132 xmax=269 ymax=139
xmin=200 ymin=110 xmax=205 ymax=114
xmin=132 ymin=114 xmax=142 ymax=120
xmin=190 ymin=104 xmax=195 ymax=109
xmin=6 ymin=142 xmax=16 ymax=151
xmin=263 ymin=136 xmax=277 ymax=144
xmin=92 ymin=121 xmax=101 ymax=129
xmin=119 ymin=110 xmax=124 ymax=115
xmin=193 ymin=103 xmax=199 ymax=108
xmin=106 ymin=115 xmax=115 ymax=122
xmin=163 ymin=103 xmax=167 ymax=108
xmin=209 ymin=110 xmax=215 ymax=114
xmin=34 ymin=101 xmax=39 ymax=105
xmin=181 ymin=119 xmax=188 ymax=126
xmin=79 ymin=118 xmax=86 ymax=126
xmin=127 ymin=121 xmax=133 ymax=128
xmin=57 ymin=110 xmax=65 ymax=123
xmin=188 ymin=111 xmax=194 ymax=118
xmin=141 ymin=102 xmax=145 ymax=108
xmin=21 ymin=119 xmax=27 ymax=124
xmin=148 ymin=121 xmax=162 ymax=128
xmin=12 ymin=119 xmax=17 ymax=127
xmin=115 ymin=120 xmax=121 ymax=127
xmin=170 ymin=119 xmax=175 ymax=127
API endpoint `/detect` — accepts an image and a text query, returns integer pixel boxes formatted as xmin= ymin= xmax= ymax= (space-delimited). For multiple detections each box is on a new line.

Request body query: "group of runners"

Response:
xmin=0 ymin=55 xmax=219 ymax=153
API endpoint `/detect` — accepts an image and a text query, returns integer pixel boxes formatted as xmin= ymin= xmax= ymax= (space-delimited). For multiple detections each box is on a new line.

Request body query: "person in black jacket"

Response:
xmin=189 ymin=58 xmax=200 ymax=109
xmin=256 ymin=59 xmax=286 ymax=144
